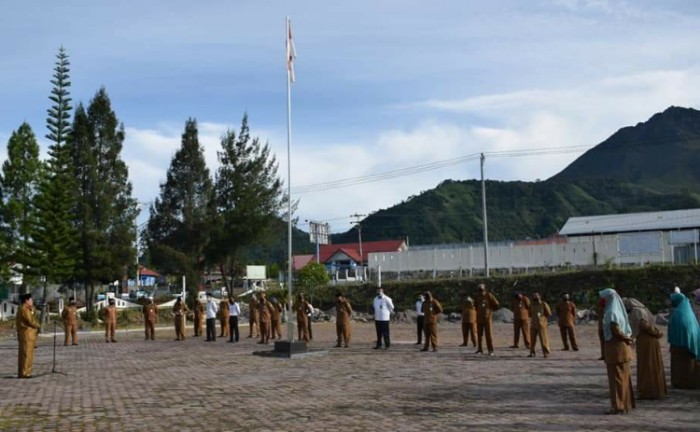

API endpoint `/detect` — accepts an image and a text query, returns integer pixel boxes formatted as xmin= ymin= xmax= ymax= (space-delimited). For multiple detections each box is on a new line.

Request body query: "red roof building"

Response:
xmin=293 ymin=240 xmax=407 ymax=270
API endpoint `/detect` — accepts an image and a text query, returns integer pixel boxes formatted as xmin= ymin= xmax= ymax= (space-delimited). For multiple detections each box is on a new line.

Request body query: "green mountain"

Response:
xmin=332 ymin=106 xmax=700 ymax=245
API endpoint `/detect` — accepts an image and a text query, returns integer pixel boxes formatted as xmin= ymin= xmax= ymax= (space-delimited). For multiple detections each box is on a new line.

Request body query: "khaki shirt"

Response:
xmin=529 ymin=301 xmax=551 ymax=330
xmin=62 ymin=305 xmax=78 ymax=325
xmin=557 ymin=301 xmax=577 ymax=327
xmin=422 ymin=299 xmax=443 ymax=325
xmin=336 ymin=299 xmax=352 ymax=324
xmin=475 ymin=292 xmax=500 ymax=323
xmin=511 ymin=296 xmax=531 ymax=321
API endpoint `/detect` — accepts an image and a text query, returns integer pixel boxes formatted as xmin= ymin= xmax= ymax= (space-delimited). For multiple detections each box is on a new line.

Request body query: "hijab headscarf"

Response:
xmin=600 ymin=288 xmax=632 ymax=341
xmin=622 ymin=297 xmax=655 ymax=338
xmin=668 ymin=293 xmax=700 ymax=359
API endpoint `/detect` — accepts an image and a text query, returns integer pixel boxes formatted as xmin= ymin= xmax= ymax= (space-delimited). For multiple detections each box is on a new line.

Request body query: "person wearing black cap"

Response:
xmin=103 ymin=298 xmax=118 ymax=343
xmin=205 ymin=293 xmax=218 ymax=341
xmin=142 ymin=296 xmax=158 ymax=341
xmin=420 ymin=291 xmax=443 ymax=352
xmin=556 ymin=293 xmax=579 ymax=351
xmin=475 ymin=283 xmax=500 ymax=356
xmin=510 ymin=293 xmax=531 ymax=349
xmin=173 ymin=296 xmax=188 ymax=341
xmin=17 ymin=293 xmax=40 ymax=378
xmin=193 ymin=296 xmax=204 ymax=337
xmin=61 ymin=297 xmax=79 ymax=346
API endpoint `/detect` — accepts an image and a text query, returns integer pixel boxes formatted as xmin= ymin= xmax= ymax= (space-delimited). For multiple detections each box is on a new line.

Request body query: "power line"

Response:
xmin=291 ymin=133 xmax=699 ymax=195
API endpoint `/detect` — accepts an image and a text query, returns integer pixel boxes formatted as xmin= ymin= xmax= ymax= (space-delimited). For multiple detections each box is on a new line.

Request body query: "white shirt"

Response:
xmin=229 ymin=302 xmax=240 ymax=316
xmin=416 ymin=299 xmax=424 ymax=316
xmin=206 ymin=299 xmax=219 ymax=319
xmin=373 ymin=294 xmax=394 ymax=321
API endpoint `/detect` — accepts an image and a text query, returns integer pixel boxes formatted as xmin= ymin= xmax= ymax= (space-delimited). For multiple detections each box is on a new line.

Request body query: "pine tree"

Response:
xmin=21 ymin=47 xmax=76 ymax=329
xmin=1 ymin=122 xmax=43 ymax=270
xmin=209 ymin=114 xmax=284 ymax=290
xmin=146 ymin=118 xmax=213 ymax=298
xmin=72 ymin=89 xmax=137 ymax=311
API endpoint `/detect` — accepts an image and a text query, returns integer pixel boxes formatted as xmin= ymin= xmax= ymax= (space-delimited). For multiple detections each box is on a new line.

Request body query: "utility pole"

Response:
xmin=350 ymin=214 xmax=366 ymax=281
xmin=480 ymin=153 xmax=490 ymax=277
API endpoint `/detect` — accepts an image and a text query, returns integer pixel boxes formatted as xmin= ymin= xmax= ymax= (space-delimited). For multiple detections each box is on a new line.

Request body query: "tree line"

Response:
xmin=1 ymin=48 xmax=286 ymax=323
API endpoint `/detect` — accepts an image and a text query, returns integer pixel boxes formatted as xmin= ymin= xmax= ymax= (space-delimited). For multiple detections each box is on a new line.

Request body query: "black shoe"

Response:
xmin=420 ymin=348 xmax=428 ymax=352
xmin=415 ymin=342 xmax=422 ymax=345
xmin=573 ymin=347 xmax=579 ymax=351
xmin=561 ymin=348 xmax=569 ymax=351
xmin=373 ymin=346 xmax=381 ymax=350
xmin=459 ymin=343 xmax=467 ymax=347
xmin=475 ymin=350 xmax=483 ymax=354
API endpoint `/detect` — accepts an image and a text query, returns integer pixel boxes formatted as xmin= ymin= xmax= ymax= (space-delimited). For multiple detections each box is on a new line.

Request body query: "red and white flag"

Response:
xmin=287 ymin=19 xmax=297 ymax=84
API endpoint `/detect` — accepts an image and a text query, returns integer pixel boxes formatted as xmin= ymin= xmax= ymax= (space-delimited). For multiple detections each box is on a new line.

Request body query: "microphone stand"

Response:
xmin=52 ymin=321 xmax=57 ymax=373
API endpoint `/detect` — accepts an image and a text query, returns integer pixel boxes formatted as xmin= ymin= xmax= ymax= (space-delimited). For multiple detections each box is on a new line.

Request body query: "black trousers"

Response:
xmin=206 ymin=318 xmax=216 ymax=341
xmin=416 ymin=315 xmax=424 ymax=343
xmin=375 ymin=320 xmax=391 ymax=348
xmin=229 ymin=316 xmax=239 ymax=342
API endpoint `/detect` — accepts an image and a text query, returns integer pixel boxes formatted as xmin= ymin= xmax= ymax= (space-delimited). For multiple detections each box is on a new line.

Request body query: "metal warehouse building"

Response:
xmin=368 ymin=208 xmax=700 ymax=278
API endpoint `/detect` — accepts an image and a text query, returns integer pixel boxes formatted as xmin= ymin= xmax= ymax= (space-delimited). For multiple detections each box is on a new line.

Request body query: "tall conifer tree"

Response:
xmin=72 ymin=89 xmax=137 ymax=311
xmin=146 ymin=119 xmax=213 ymax=298
xmin=22 ymin=47 xmax=76 ymax=328
xmin=208 ymin=114 xmax=284 ymax=289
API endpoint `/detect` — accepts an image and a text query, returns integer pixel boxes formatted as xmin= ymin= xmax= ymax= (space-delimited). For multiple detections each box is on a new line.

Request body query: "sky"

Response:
xmin=2 ymin=0 xmax=700 ymax=236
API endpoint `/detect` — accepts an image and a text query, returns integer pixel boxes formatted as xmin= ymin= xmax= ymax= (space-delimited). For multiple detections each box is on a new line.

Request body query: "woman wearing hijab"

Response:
xmin=600 ymin=288 xmax=635 ymax=415
xmin=623 ymin=298 xmax=667 ymax=399
xmin=668 ymin=292 xmax=700 ymax=389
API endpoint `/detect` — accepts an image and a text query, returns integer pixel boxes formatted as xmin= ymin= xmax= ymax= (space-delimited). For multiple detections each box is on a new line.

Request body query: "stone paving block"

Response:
xmin=1 ymin=322 xmax=699 ymax=431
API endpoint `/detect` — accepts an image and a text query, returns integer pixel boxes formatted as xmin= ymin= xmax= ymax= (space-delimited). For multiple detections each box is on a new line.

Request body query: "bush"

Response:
xmin=330 ymin=265 xmax=699 ymax=314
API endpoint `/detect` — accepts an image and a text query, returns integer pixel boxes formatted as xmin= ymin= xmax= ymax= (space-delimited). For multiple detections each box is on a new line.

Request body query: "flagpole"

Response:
xmin=286 ymin=16 xmax=295 ymax=343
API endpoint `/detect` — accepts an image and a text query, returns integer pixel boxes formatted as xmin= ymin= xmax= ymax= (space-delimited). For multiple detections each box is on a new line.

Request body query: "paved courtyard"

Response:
xmin=0 ymin=320 xmax=698 ymax=431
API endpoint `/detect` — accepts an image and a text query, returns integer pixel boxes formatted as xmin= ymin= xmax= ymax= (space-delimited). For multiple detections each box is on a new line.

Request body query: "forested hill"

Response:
xmin=330 ymin=106 xmax=700 ymax=245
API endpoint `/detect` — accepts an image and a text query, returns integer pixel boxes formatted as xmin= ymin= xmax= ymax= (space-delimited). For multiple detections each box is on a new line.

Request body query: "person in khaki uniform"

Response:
xmin=248 ymin=294 xmax=260 ymax=338
xmin=257 ymin=293 xmax=273 ymax=344
xmin=103 ymin=298 xmax=118 ymax=343
xmin=61 ymin=297 xmax=79 ymax=346
xmin=557 ymin=294 xmax=579 ymax=351
xmin=17 ymin=293 xmax=40 ymax=378
xmin=142 ymin=297 xmax=158 ymax=341
xmin=460 ymin=297 xmax=477 ymax=347
xmin=475 ymin=284 xmax=500 ymax=356
xmin=420 ymin=291 xmax=443 ymax=352
xmin=295 ymin=293 xmax=311 ymax=342
xmin=193 ymin=297 xmax=204 ymax=337
xmin=218 ymin=299 xmax=230 ymax=338
xmin=173 ymin=296 xmax=188 ymax=341
xmin=335 ymin=293 xmax=353 ymax=348
xmin=269 ymin=297 xmax=283 ymax=340
xmin=600 ymin=288 xmax=635 ymax=415
xmin=510 ymin=293 xmax=531 ymax=349
xmin=528 ymin=293 xmax=552 ymax=358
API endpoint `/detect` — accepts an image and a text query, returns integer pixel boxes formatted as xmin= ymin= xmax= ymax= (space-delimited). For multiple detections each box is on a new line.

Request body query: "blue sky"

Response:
xmin=2 ymin=0 xmax=700 ymax=235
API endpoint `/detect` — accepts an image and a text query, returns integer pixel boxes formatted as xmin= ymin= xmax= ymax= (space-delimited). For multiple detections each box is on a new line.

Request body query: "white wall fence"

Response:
xmin=368 ymin=231 xmax=699 ymax=279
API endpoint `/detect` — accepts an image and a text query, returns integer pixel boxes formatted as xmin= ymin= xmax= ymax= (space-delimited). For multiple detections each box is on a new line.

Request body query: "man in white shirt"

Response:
xmin=415 ymin=294 xmax=425 ymax=345
xmin=373 ymin=288 xmax=394 ymax=349
xmin=205 ymin=293 xmax=219 ymax=342
xmin=227 ymin=296 xmax=241 ymax=343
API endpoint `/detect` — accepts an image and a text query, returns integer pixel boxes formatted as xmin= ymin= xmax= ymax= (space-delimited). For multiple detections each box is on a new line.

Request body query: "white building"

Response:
xmin=0 ymin=300 xmax=18 ymax=321
xmin=368 ymin=208 xmax=700 ymax=277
